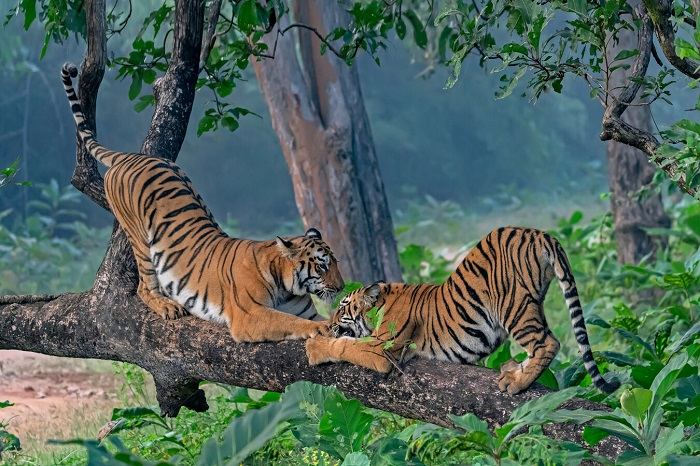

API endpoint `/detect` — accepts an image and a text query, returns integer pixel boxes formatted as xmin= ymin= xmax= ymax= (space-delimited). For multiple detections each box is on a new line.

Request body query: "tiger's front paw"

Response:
xmin=307 ymin=320 xmax=332 ymax=338
xmin=306 ymin=336 xmax=332 ymax=366
xmin=497 ymin=367 xmax=528 ymax=395
xmin=150 ymin=299 xmax=187 ymax=320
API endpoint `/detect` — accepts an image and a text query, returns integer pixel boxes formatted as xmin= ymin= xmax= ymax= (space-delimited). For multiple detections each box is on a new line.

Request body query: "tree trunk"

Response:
xmin=0 ymin=295 xmax=626 ymax=460
xmin=253 ymin=0 xmax=401 ymax=283
xmin=606 ymin=3 xmax=670 ymax=264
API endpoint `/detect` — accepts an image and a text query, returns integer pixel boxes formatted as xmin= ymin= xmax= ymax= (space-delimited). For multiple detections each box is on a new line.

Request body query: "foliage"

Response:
xmin=0 ymin=159 xmax=30 ymax=189
xmin=0 ymin=180 xmax=110 ymax=294
xmin=2 ymin=202 xmax=697 ymax=465
xmin=0 ymin=401 xmax=21 ymax=459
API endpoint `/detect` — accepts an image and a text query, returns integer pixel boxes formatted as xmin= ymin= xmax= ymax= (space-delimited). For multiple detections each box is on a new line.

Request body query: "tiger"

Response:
xmin=61 ymin=63 xmax=344 ymax=342
xmin=306 ymin=226 xmax=619 ymax=395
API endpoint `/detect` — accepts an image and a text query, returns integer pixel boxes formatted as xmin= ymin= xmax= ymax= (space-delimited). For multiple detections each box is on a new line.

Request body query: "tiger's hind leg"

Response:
xmin=134 ymin=253 xmax=186 ymax=320
xmin=498 ymin=303 xmax=560 ymax=395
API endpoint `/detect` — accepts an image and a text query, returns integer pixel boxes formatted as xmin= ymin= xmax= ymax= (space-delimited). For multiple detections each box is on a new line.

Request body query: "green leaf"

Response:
xmin=128 ymin=74 xmax=143 ymax=101
xmin=221 ymin=116 xmax=239 ymax=132
xmin=667 ymin=322 xmax=700 ymax=353
xmin=20 ymin=0 xmax=36 ymax=30
xmin=197 ymin=115 xmax=217 ymax=136
xmin=395 ymin=16 xmax=406 ymax=40
xmin=582 ymin=425 xmax=610 ymax=446
xmin=613 ymin=49 xmax=639 ymax=61
xmin=134 ymin=95 xmax=155 ymax=113
xmin=484 ymin=341 xmax=512 ymax=369
xmin=404 ymin=10 xmax=427 ymax=49
xmin=197 ymin=385 xmax=303 ymax=466
xmin=319 ymin=392 xmax=373 ymax=458
xmin=0 ymin=430 xmax=20 ymax=452
xmin=620 ymin=388 xmax=652 ymax=421
xmin=237 ymin=0 xmax=258 ymax=34
xmin=501 ymin=43 xmax=529 ymax=56
xmin=0 ymin=401 xmax=14 ymax=409
xmin=450 ymin=412 xmax=491 ymax=434
xmin=655 ymin=424 xmax=686 ymax=461
xmin=341 ymin=452 xmax=371 ymax=466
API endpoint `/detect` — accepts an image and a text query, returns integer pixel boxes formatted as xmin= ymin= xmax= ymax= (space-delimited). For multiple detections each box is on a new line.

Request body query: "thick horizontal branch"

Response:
xmin=0 ymin=292 xmax=625 ymax=460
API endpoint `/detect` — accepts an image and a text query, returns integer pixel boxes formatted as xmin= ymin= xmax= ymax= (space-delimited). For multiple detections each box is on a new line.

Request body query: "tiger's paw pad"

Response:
xmin=497 ymin=369 xmax=528 ymax=395
xmin=305 ymin=337 xmax=330 ymax=366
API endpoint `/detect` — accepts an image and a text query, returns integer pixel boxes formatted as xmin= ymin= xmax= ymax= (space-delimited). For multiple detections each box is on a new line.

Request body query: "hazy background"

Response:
xmin=0 ymin=16 xmax=621 ymax=238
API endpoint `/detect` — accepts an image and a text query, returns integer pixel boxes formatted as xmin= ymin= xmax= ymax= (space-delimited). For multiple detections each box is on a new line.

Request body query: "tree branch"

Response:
xmin=644 ymin=0 xmax=700 ymax=80
xmin=0 ymin=294 xmax=626 ymax=460
xmin=199 ymin=0 xmax=223 ymax=71
xmin=71 ymin=0 xmax=109 ymax=211
xmin=600 ymin=5 xmax=697 ymax=197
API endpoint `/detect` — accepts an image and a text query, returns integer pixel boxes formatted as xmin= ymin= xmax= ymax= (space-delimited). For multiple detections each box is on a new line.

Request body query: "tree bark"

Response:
xmin=253 ymin=0 xmax=402 ymax=284
xmin=0 ymin=296 xmax=626 ymax=460
xmin=605 ymin=2 xmax=670 ymax=264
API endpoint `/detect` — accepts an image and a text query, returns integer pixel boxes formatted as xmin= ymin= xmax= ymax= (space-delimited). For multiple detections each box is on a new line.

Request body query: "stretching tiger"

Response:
xmin=61 ymin=63 xmax=344 ymax=342
xmin=306 ymin=227 xmax=619 ymax=395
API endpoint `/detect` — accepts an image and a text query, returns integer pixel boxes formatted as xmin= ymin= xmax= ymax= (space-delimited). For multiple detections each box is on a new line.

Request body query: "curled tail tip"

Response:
xmin=62 ymin=63 xmax=78 ymax=78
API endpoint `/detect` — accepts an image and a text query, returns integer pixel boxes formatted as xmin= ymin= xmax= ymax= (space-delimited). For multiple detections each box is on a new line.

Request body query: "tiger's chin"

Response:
xmin=313 ymin=288 xmax=338 ymax=304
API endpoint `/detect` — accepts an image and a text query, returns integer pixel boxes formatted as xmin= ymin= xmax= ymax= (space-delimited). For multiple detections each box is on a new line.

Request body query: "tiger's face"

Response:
xmin=329 ymin=283 xmax=382 ymax=338
xmin=277 ymin=228 xmax=344 ymax=301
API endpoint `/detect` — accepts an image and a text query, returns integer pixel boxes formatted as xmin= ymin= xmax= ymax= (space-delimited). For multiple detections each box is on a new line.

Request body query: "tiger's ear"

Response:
xmin=364 ymin=282 xmax=384 ymax=305
xmin=305 ymin=228 xmax=322 ymax=240
xmin=276 ymin=236 xmax=296 ymax=257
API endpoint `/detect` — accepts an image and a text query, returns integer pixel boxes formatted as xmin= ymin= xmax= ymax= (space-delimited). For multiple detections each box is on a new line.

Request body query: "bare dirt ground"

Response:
xmin=0 ymin=350 xmax=122 ymax=457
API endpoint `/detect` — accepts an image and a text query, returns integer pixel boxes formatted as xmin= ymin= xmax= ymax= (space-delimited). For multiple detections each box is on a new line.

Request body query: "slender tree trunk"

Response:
xmin=253 ymin=0 xmax=401 ymax=283
xmin=606 ymin=4 xmax=670 ymax=264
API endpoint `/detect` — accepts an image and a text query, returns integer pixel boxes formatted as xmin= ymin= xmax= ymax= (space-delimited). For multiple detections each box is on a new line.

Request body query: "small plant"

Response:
xmin=0 ymin=401 xmax=21 ymax=459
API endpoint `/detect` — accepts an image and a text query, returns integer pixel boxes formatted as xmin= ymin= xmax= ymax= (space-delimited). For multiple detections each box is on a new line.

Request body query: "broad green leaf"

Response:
xmin=237 ymin=0 xmax=258 ymax=34
xmin=197 ymin=385 xmax=302 ymax=466
xmin=404 ymin=10 xmax=427 ymax=48
xmin=395 ymin=16 xmax=406 ymax=40
xmin=620 ymin=388 xmax=652 ymax=421
xmin=319 ymin=392 xmax=373 ymax=458
xmin=589 ymin=418 xmax=645 ymax=452
xmin=667 ymin=322 xmax=700 ymax=353
xmin=649 ymin=352 xmax=689 ymax=414
xmin=613 ymin=49 xmax=639 ymax=61
xmin=654 ymin=423 xmax=685 ymax=461
xmin=20 ymin=0 xmax=36 ymax=30
xmin=450 ymin=412 xmax=491 ymax=434
xmin=0 ymin=401 xmax=14 ymax=409
xmin=128 ymin=74 xmax=143 ymax=101
xmin=0 ymin=430 xmax=20 ymax=453
xmin=341 ymin=452 xmax=371 ymax=466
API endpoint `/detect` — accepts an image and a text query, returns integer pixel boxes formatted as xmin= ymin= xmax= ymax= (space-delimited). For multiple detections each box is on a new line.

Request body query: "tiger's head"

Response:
xmin=276 ymin=228 xmax=344 ymax=301
xmin=329 ymin=283 xmax=383 ymax=338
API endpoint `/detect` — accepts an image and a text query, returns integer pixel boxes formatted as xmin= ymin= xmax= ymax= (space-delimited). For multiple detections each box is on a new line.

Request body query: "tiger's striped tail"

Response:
xmin=61 ymin=63 xmax=121 ymax=167
xmin=548 ymin=237 xmax=620 ymax=394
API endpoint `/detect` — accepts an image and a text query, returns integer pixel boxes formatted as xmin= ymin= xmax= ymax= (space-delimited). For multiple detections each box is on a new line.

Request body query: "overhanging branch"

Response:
xmin=644 ymin=0 xmax=700 ymax=80
xmin=600 ymin=5 xmax=697 ymax=197
xmin=0 ymin=294 xmax=626 ymax=459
